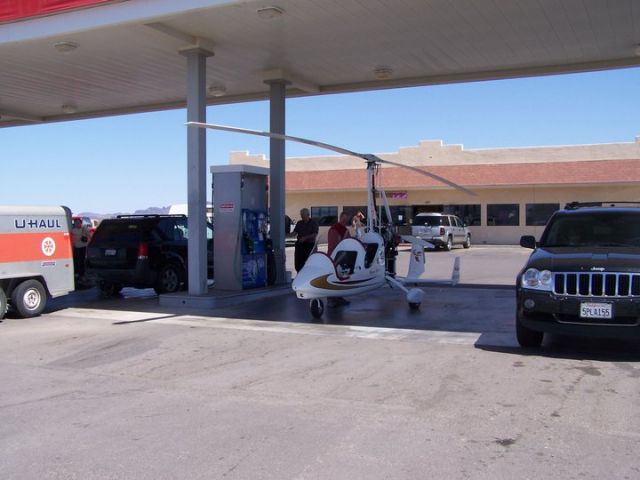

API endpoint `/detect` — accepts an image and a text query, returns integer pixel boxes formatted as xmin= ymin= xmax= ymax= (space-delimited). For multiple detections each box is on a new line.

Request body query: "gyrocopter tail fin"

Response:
xmin=398 ymin=235 xmax=461 ymax=286
xmin=400 ymin=235 xmax=433 ymax=280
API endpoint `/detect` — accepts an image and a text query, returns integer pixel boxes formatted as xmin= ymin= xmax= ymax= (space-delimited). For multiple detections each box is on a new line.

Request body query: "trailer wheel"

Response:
xmin=11 ymin=279 xmax=46 ymax=318
xmin=0 ymin=287 xmax=7 ymax=320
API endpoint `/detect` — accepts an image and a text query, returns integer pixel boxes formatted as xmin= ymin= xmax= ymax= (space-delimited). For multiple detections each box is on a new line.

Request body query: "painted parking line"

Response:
xmin=49 ymin=308 xmax=176 ymax=322
xmin=163 ymin=316 xmax=482 ymax=344
xmin=51 ymin=308 xmax=481 ymax=344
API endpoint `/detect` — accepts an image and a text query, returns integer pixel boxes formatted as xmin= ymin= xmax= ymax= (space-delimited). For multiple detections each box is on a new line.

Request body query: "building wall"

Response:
xmin=286 ymin=184 xmax=639 ymax=245
xmin=229 ymin=137 xmax=640 ymax=245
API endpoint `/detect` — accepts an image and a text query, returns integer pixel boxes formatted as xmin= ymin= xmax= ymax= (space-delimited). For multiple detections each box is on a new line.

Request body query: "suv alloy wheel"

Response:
xmin=155 ymin=262 xmax=183 ymax=294
xmin=444 ymin=236 xmax=453 ymax=251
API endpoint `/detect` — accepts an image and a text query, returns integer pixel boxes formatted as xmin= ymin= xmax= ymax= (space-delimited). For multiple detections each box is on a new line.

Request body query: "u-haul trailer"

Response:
xmin=0 ymin=206 xmax=75 ymax=319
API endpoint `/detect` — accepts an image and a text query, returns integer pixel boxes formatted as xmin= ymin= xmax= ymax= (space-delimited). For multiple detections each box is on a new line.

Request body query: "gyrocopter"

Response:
xmin=188 ymin=122 xmax=475 ymax=319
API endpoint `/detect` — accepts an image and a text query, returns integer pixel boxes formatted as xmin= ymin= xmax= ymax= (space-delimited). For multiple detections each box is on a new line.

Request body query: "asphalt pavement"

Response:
xmin=1 ymin=246 xmax=639 ymax=479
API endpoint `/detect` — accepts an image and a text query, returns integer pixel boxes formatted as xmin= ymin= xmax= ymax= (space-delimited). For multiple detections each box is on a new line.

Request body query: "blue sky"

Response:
xmin=1 ymin=67 xmax=638 ymax=214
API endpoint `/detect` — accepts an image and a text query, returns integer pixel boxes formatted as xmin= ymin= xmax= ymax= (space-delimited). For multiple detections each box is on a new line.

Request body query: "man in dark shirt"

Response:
xmin=293 ymin=208 xmax=319 ymax=272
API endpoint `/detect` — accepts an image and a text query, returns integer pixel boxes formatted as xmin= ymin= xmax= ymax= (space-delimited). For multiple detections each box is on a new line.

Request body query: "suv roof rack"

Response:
xmin=564 ymin=201 xmax=640 ymax=210
xmin=116 ymin=214 xmax=187 ymax=218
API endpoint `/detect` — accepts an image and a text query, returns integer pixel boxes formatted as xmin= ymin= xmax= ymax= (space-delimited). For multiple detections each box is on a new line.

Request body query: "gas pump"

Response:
xmin=210 ymin=165 xmax=270 ymax=290
xmin=240 ymin=208 xmax=268 ymax=288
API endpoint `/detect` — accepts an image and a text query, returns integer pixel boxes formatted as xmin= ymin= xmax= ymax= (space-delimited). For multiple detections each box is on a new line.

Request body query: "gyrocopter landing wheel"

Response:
xmin=310 ymin=298 xmax=325 ymax=319
xmin=407 ymin=288 xmax=424 ymax=311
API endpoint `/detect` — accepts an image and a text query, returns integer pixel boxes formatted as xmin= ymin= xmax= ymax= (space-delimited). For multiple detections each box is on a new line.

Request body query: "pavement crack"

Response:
xmin=0 ymin=390 xmax=83 ymax=409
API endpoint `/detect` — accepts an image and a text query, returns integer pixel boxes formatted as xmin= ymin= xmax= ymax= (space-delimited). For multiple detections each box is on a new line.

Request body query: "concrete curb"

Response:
xmin=159 ymin=283 xmax=293 ymax=309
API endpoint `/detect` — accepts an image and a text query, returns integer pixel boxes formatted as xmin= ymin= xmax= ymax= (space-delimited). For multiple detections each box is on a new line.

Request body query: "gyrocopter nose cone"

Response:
xmin=291 ymin=266 xmax=317 ymax=291
xmin=292 ymin=267 xmax=321 ymax=291
xmin=292 ymin=253 xmax=336 ymax=297
xmin=292 ymin=275 xmax=301 ymax=291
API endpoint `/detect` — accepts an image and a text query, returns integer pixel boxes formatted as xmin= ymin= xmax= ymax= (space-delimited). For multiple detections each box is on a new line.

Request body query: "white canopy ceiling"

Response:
xmin=1 ymin=0 xmax=638 ymax=127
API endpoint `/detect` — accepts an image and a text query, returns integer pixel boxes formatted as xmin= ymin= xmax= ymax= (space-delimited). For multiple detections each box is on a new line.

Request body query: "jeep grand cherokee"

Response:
xmin=516 ymin=202 xmax=640 ymax=347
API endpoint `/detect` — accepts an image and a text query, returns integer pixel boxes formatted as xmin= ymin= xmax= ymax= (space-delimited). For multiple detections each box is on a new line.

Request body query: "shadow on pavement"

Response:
xmin=51 ymin=283 xmax=513 ymax=338
xmin=476 ymin=335 xmax=640 ymax=362
xmin=47 ymin=285 xmax=640 ymax=361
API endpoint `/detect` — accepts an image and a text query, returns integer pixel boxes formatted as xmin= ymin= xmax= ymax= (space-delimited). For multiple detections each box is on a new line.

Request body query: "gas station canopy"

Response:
xmin=1 ymin=0 xmax=639 ymax=127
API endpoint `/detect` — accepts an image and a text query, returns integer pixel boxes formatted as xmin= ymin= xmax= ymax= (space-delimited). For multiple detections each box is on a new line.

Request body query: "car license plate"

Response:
xmin=580 ymin=302 xmax=612 ymax=319
xmin=104 ymin=249 xmax=117 ymax=256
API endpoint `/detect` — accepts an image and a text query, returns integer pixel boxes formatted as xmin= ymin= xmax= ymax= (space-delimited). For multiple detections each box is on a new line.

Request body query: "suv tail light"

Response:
xmin=137 ymin=242 xmax=149 ymax=260
xmin=440 ymin=227 xmax=446 ymax=236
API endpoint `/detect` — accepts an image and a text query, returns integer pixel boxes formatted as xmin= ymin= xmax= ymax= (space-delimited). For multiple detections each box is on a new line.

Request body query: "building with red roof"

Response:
xmin=230 ymin=137 xmax=640 ymax=244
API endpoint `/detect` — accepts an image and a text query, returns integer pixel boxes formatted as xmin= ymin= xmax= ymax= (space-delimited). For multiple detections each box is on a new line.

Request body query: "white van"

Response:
xmin=0 ymin=206 xmax=75 ymax=318
xmin=169 ymin=203 xmax=213 ymax=221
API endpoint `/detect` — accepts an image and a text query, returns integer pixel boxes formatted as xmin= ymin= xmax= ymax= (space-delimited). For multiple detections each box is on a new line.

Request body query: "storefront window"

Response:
xmin=343 ymin=205 xmax=367 ymax=219
xmin=412 ymin=205 xmax=444 ymax=216
xmin=389 ymin=206 xmax=412 ymax=225
xmin=487 ymin=204 xmax=520 ymax=226
xmin=311 ymin=206 xmax=337 ymax=226
xmin=526 ymin=203 xmax=559 ymax=226
xmin=443 ymin=204 xmax=481 ymax=226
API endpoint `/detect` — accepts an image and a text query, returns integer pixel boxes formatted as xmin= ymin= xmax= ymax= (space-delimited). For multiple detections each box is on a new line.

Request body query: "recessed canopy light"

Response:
xmin=257 ymin=6 xmax=284 ymax=19
xmin=61 ymin=104 xmax=77 ymax=114
xmin=373 ymin=66 xmax=393 ymax=80
xmin=53 ymin=41 xmax=79 ymax=53
xmin=208 ymin=85 xmax=227 ymax=97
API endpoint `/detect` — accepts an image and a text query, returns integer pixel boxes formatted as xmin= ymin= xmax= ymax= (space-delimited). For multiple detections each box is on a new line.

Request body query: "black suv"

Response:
xmin=86 ymin=215 xmax=213 ymax=297
xmin=516 ymin=202 xmax=640 ymax=347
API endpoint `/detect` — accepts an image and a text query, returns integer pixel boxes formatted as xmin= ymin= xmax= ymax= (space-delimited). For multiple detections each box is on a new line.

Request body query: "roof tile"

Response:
xmin=286 ymin=159 xmax=640 ymax=191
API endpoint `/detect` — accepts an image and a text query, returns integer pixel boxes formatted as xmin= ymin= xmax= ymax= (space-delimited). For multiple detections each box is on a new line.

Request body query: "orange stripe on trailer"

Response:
xmin=0 ymin=232 xmax=72 ymax=263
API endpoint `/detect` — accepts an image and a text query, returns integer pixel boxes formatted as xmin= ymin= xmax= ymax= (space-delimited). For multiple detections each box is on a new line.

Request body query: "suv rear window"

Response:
xmin=413 ymin=215 xmax=442 ymax=226
xmin=90 ymin=221 xmax=147 ymax=247
xmin=541 ymin=211 xmax=640 ymax=247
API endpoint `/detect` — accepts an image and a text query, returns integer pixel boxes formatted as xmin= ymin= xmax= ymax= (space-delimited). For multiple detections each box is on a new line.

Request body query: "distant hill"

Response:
xmin=133 ymin=206 xmax=170 ymax=215
xmin=76 ymin=206 xmax=170 ymax=219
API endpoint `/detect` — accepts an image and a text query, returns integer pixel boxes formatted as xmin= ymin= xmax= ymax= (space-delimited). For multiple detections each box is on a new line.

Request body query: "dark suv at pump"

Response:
xmin=516 ymin=202 xmax=640 ymax=347
xmin=86 ymin=215 xmax=213 ymax=297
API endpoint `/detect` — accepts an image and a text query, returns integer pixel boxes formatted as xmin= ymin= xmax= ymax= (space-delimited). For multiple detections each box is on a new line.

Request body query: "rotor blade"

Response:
xmin=379 ymin=158 xmax=477 ymax=196
xmin=188 ymin=121 xmax=476 ymax=196
xmin=187 ymin=122 xmax=364 ymax=159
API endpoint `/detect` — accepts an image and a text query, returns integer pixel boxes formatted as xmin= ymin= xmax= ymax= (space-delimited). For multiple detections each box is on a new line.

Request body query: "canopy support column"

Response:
xmin=182 ymin=47 xmax=212 ymax=295
xmin=265 ymin=79 xmax=290 ymax=284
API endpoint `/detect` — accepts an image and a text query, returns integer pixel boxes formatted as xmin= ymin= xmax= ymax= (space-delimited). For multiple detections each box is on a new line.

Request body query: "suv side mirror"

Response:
xmin=520 ymin=235 xmax=537 ymax=249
